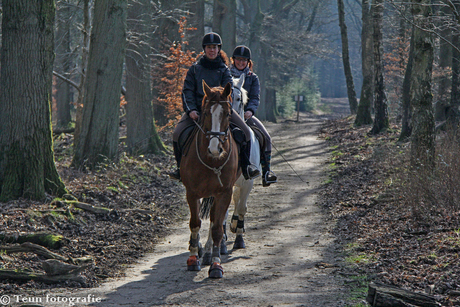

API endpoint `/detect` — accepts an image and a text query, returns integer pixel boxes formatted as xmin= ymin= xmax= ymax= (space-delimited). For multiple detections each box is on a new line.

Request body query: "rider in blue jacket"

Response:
xmin=169 ymin=33 xmax=260 ymax=181
xmin=230 ymin=45 xmax=278 ymax=187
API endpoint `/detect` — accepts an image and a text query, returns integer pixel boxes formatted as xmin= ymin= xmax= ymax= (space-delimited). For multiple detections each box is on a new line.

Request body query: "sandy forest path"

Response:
xmin=66 ymin=99 xmax=351 ymax=307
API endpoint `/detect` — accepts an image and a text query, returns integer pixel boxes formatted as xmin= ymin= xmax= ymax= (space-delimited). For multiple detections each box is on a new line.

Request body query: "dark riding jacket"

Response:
xmin=230 ymin=66 xmax=260 ymax=116
xmin=182 ymin=55 xmax=233 ymax=115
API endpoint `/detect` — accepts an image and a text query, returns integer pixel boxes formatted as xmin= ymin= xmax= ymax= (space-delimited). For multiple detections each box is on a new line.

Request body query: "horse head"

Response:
xmin=201 ymin=80 xmax=233 ymax=158
xmin=231 ymin=74 xmax=247 ymax=119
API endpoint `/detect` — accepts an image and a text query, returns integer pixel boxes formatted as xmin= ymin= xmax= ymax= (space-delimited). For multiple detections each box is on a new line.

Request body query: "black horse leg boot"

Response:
xmin=169 ymin=141 xmax=182 ymax=181
xmin=240 ymin=142 xmax=261 ymax=180
xmin=261 ymin=151 xmax=277 ymax=187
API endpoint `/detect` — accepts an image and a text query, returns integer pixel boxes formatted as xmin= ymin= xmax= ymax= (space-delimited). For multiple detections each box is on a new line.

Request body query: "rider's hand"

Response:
xmin=244 ymin=111 xmax=253 ymax=120
xmin=189 ymin=110 xmax=199 ymax=121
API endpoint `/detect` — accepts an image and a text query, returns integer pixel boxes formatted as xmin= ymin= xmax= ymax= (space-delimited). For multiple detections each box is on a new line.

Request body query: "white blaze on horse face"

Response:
xmin=208 ymin=103 xmax=224 ymax=157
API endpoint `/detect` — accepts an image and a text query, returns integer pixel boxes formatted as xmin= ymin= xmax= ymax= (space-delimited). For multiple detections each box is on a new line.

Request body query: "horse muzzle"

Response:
xmin=206 ymin=131 xmax=227 ymax=157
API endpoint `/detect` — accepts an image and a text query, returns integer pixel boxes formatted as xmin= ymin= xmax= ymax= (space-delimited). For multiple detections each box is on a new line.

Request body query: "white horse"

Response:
xmin=202 ymin=74 xmax=261 ymax=264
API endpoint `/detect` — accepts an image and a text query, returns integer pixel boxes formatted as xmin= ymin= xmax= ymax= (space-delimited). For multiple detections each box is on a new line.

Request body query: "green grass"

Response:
xmin=346 ymin=254 xmax=371 ymax=264
xmin=107 ymin=186 xmax=120 ymax=194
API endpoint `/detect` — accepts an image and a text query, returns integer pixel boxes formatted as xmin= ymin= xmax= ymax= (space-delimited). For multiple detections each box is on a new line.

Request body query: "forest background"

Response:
xmin=1 ymin=0 xmax=460 ymax=306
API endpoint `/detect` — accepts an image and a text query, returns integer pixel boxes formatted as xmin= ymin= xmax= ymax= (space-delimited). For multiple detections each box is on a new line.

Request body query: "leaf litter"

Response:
xmin=319 ymin=115 xmax=460 ymax=306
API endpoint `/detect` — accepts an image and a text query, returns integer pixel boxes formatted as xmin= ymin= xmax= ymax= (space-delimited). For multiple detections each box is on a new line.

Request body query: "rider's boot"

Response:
xmin=168 ymin=141 xmax=182 ymax=181
xmin=240 ymin=142 xmax=261 ymax=180
xmin=261 ymin=151 xmax=277 ymax=187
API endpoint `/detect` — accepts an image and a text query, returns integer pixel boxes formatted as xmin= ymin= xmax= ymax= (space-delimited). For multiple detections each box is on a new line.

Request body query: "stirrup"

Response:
xmin=243 ymin=165 xmax=261 ymax=180
xmin=169 ymin=169 xmax=181 ymax=181
xmin=262 ymin=171 xmax=277 ymax=187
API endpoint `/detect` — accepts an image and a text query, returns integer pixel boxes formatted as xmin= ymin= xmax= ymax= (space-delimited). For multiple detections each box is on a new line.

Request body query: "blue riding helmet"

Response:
xmin=232 ymin=45 xmax=251 ymax=60
xmin=202 ymin=32 xmax=222 ymax=49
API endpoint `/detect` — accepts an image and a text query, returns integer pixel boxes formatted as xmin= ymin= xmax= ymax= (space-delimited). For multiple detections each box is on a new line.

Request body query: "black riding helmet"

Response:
xmin=202 ymin=32 xmax=222 ymax=49
xmin=232 ymin=45 xmax=251 ymax=59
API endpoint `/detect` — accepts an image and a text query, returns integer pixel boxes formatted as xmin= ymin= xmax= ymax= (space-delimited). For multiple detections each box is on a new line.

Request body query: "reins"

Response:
xmin=270 ymin=140 xmax=310 ymax=185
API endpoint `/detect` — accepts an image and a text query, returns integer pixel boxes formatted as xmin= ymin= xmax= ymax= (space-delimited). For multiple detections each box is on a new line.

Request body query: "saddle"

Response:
xmin=178 ymin=122 xmax=265 ymax=156
xmin=178 ymin=124 xmax=198 ymax=157
xmin=247 ymin=123 xmax=266 ymax=153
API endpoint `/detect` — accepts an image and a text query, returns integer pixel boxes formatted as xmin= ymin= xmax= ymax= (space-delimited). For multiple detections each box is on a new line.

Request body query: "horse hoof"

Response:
xmin=187 ymin=256 xmax=201 ymax=271
xmin=233 ymin=235 xmax=245 ymax=249
xmin=220 ymin=240 xmax=228 ymax=255
xmin=208 ymin=262 xmax=224 ymax=279
xmin=202 ymin=252 xmax=212 ymax=265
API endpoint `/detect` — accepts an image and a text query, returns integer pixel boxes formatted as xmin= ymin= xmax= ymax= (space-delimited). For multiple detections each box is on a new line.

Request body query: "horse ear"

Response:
xmin=202 ymin=80 xmax=212 ymax=97
xmin=223 ymin=82 xmax=232 ymax=99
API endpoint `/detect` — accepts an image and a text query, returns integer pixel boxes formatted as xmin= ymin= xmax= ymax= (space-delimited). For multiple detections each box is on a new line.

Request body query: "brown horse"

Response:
xmin=180 ymin=80 xmax=240 ymax=278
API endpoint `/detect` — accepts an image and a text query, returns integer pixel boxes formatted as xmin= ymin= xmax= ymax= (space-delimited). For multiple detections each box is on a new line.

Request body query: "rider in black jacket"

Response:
xmin=169 ymin=33 xmax=260 ymax=181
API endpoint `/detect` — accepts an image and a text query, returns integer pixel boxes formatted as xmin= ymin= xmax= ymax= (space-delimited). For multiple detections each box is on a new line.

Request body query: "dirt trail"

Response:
xmin=53 ymin=100 xmax=350 ymax=307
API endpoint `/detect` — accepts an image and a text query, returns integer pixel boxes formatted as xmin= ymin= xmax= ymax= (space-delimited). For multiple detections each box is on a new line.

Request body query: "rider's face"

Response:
xmin=205 ymin=45 xmax=219 ymax=60
xmin=234 ymin=57 xmax=248 ymax=71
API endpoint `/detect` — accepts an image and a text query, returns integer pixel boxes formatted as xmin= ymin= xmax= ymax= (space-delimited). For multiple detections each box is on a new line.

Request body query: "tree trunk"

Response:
xmin=435 ymin=6 xmax=453 ymax=121
xmin=355 ymin=0 xmax=374 ymax=126
xmin=0 ymin=233 xmax=65 ymax=250
xmin=245 ymin=0 xmax=282 ymax=122
xmin=151 ymin=0 xmax=182 ymax=126
xmin=244 ymin=0 xmax=268 ymax=120
xmin=258 ymin=44 xmax=271 ymax=121
xmin=337 ymin=0 xmax=358 ymax=114
xmin=0 ymin=269 xmax=85 ymax=284
xmin=187 ymin=0 xmax=205 ymax=53
xmin=399 ymin=27 xmax=415 ymax=141
xmin=55 ymin=1 xmax=73 ymax=128
xmin=72 ymin=0 xmax=128 ymax=168
xmin=213 ymin=0 xmax=236 ymax=56
xmin=370 ymin=0 xmax=389 ymax=135
xmin=74 ymin=0 xmax=92 ymax=145
xmin=0 ymin=0 xmax=67 ymax=201
xmin=367 ymin=282 xmax=440 ymax=307
xmin=265 ymin=88 xmax=278 ymax=122
xmin=448 ymin=23 xmax=460 ymax=128
xmin=409 ymin=0 xmax=435 ymax=169
xmin=126 ymin=0 xmax=166 ymax=155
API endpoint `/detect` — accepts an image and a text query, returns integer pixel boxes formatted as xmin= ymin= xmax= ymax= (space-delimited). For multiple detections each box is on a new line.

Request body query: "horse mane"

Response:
xmin=240 ymin=86 xmax=248 ymax=106
xmin=232 ymin=77 xmax=248 ymax=106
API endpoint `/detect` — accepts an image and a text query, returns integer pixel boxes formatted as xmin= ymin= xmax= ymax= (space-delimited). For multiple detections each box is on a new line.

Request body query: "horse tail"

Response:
xmin=199 ymin=197 xmax=214 ymax=219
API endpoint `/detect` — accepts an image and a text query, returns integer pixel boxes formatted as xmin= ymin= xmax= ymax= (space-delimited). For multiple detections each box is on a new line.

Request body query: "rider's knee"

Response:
xmin=232 ymin=127 xmax=246 ymax=145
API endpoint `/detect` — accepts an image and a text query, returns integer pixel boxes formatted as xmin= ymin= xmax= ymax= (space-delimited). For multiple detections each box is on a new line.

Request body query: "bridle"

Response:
xmin=206 ymin=128 xmax=229 ymax=144
xmin=194 ymin=99 xmax=234 ymax=187
xmin=194 ymin=100 xmax=232 ymax=143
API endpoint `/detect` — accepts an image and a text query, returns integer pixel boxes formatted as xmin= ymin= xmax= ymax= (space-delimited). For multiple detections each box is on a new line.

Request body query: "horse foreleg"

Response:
xmin=230 ymin=181 xmax=242 ymax=233
xmin=202 ymin=223 xmax=213 ymax=265
xmin=230 ymin=178 xmax=253 ymax=249
xmin=208 ymin=194 xmax=231 ymax=278
xmin=209 ymin=223 xmax=225 ymax=278
xmin=203 ymin=219 xmax=229 ymax=265
xmin=187 ymin=195 xmax=202 ymax=271
xmin=221 ymin=210 xmax=229 ymax=255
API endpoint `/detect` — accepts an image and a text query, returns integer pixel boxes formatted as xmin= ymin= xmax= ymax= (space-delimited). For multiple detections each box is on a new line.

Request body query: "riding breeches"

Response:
xmin=173 ymin=112 xmax=252 ymax=144
xmin=245 ymin=116 xmax=272 ymax=153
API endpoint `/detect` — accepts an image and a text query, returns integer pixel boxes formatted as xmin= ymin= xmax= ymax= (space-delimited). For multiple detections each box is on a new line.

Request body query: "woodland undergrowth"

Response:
xmin=0 ymin=126 xmax=187 ymax=294
xmin=319 ymin=116 xmax=460 ymax=306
